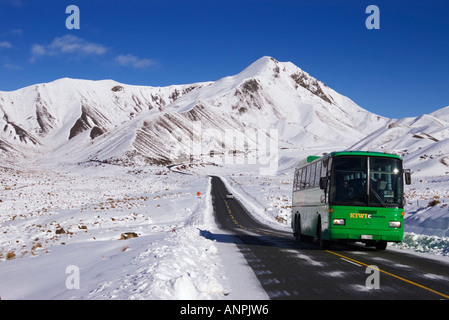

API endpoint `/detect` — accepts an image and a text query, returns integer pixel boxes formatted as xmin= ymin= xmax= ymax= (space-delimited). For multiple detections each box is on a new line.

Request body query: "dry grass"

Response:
xmin=6 ymin=251 xmax=16 ymax=260
xmin=119 ymin=232 xmax=138 ymax=240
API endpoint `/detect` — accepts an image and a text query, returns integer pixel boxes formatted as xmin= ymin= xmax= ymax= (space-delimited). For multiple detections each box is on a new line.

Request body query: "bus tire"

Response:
xmin=375 ymin=241 xmax=387 ymax=250
xmin=317 ymin=220 xmax=330 ymax=249
xmin=294 ymin=217 xmax=302 ymax=241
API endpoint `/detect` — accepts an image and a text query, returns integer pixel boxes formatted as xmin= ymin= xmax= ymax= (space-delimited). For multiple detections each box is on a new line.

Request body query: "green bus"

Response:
xmin=291 ymin=151 xmax=411 ymax=250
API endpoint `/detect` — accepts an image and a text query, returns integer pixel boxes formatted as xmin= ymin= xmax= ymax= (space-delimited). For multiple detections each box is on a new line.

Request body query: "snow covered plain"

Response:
xmin=0 ymin=161 xmax=268 ymax=300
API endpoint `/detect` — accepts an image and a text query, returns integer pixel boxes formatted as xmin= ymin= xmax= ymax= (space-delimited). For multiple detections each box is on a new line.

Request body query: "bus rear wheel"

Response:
xmin=294 ymin=218 xmax=302 ymax=241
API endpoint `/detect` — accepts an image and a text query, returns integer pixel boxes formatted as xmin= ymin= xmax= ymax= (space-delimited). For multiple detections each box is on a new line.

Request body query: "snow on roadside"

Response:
xmin=220 ymin=174 xmax=292 ymax=232
xmin=84 ymin=175 xmax=227 ymax=300
xmin=0 ymin=162 xmax=265 ymax=300
xmin=173 ymin=159 xmax=295 ymax=231
xmin=391 ymin=232 xmax=449 ymax=256
xmin=402 ymin=175 xmax=449 ymax=238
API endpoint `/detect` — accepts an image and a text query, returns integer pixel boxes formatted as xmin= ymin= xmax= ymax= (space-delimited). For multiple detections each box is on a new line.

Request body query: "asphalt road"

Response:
xmin=208 ymin=176 xmax=449 ymax=300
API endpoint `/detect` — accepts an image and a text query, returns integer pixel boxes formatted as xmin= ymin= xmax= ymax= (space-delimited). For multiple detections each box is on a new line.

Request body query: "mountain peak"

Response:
xmin=248 ymin=56 xmax=279 ymax=69
xmin=237 ymin=56 xmax=281 ymax=79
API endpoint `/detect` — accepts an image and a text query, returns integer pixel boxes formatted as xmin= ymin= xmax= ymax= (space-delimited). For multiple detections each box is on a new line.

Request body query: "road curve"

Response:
xmin=208 ymin=176 xmax=449 ymax=300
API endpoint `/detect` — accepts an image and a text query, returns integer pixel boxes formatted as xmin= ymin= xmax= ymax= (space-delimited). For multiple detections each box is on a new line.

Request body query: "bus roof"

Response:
xmin=330 ymin=151 xmax=401 ymax=159
xmin=298 ymin=151 xmax=401 ymax=168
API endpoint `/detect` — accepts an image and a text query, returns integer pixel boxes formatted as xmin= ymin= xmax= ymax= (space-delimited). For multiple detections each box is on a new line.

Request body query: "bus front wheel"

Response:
xmin=316 ymin=221 xmax=330 ymax=249
xmin=375 ymin=241 xmax=387 ymax=250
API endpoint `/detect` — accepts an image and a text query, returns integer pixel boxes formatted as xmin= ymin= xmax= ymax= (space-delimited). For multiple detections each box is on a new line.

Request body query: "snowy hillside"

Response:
xmin=1 ymin=57 xmax=388 ymax=166
xmin=0 ymin=78 xmax=210 ymax=163
xmin=350 ymin=110 xmax=449 ymax=177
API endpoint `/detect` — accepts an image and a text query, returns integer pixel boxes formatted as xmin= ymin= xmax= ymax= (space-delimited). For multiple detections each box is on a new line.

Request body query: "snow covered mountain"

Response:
xmin=0 ymin=77 xmax=209 ymax=162
xmin=0 ymin=57 xmax=388 ymax=166
xmin=1 ymin=56 xmax=448 ymax=172
xmin=350 ymin=109 xmax=449 ymax=176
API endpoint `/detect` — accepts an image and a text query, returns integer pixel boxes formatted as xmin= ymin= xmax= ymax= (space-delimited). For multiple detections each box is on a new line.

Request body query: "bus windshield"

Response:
xmin=329 ymin=156 xmax=403 ymax=208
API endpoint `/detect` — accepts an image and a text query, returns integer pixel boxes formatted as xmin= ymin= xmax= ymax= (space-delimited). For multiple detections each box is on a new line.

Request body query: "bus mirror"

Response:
xmin=319 ymin=177 xmax=327 ymax=190
xmin=404 ymin=169 xmax=411 ymax=185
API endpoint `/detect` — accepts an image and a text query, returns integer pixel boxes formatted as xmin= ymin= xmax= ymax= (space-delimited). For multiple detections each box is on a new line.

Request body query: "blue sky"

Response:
xmin=0 ymin=0 xmax=448 ymax=118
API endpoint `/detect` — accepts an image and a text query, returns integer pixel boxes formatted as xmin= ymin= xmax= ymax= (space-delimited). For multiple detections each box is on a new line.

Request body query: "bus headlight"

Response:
xmin=333 ymin=219 xmax=346 ymax=226
xmin=389 ymin=221 xmax=401 ymax=228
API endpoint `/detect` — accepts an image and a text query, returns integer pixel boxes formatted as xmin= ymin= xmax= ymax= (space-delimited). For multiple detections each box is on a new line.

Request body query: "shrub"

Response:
xmin=428 ymin=199 xmax=441 ymax=207
xmin=119 ymin=232 xmax=138 ymax=240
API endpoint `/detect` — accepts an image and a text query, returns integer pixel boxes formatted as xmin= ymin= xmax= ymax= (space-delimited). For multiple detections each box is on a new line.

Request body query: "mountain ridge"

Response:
xmin=1 ymin=56 xmax=448 ymax=173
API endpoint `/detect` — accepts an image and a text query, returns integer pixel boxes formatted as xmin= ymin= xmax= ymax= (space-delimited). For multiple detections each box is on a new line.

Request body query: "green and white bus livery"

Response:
xmin=291 ymin=151 xmax=411 ymax=250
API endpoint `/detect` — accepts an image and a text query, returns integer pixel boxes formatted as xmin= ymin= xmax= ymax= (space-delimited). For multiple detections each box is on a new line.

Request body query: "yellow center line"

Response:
xmin=224 ymin=200 xmax=279 ymax=235
xmin=326 ymin=250 xmax=449 ymax=300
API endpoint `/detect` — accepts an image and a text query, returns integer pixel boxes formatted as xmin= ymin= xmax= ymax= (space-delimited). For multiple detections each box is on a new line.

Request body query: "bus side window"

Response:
xmin=321 ymin=160 xmax=327 ymax=178
xmin=307 ymin=164 xmax=313 ymax=188
xmin=319 ymin=159 xmax=328 ymax=189
xmin=300 ymin=168 xmax=306 ymax=190
xmin=312 ymin=163 xmax=318 ymax=187
xmin=311 ymin=164 xmax=315 ymax=188
xmin=308 ymin=164 xmax=315 ymax=188
xmin=303 ymin=166 xmax=309 ymax=189
xmin=293 ymin=169 xmax=297 ymax=191
xmin=314 ymin=161 xmax=322 ymax=187
xmin=294 ymin=168 xmax=301 ymax=191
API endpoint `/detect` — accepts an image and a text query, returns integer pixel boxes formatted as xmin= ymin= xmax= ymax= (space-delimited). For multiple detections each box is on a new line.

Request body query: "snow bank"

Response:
xmin=391 ymin=233 xmax=449 ymax=256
